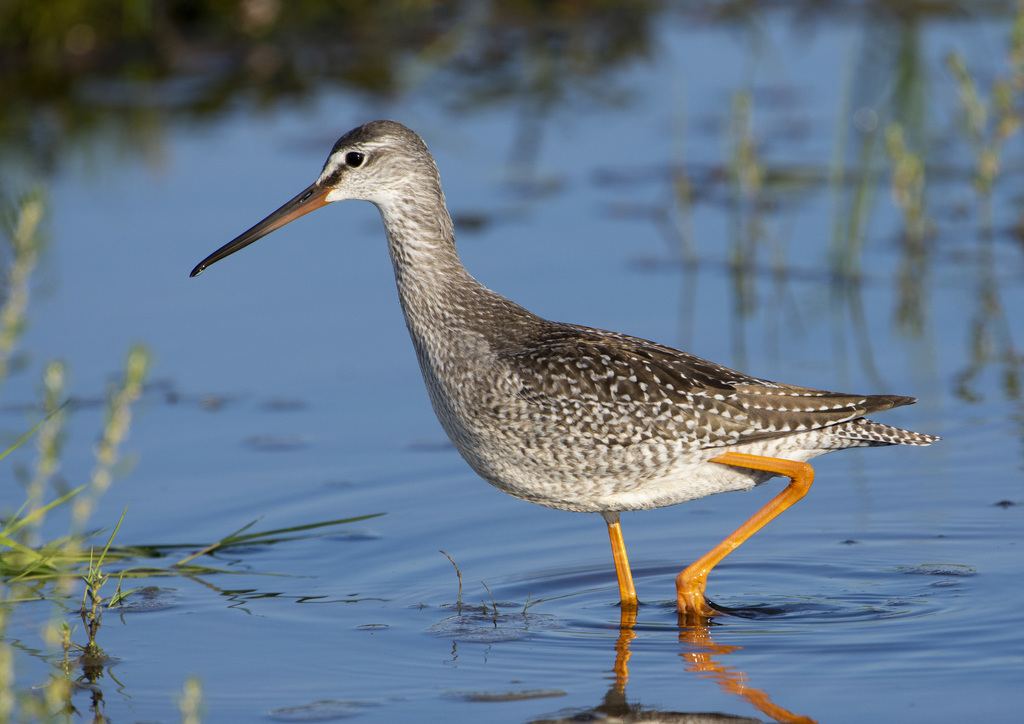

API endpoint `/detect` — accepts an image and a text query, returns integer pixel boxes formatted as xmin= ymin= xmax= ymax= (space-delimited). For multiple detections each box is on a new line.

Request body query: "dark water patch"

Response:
xmin=243 ymin=434 xmax=309 ymax=451
xmin=428 ymin=607 xmax=565 ymax=643
xmin=325 ymin=529 xmax=380 ymax=542
xmin=260 ymin=398 xmax=308 ymax=412
xmin=707 ymin=597 xmax=914 ymax=623
xmin=110 ymin=586 xmax=178 ymax=613
xmin=531 ymin=706 xmax=763 ymax=723
xmin=442 ymin=688 xmax=565 ymax=702
xmin=199 ymin=393 xmax=237 ymax=411
xmin=407 ymin=437 xmax=456 ymax=451
xmin=267 ymin=699 xmax=379 ymax=721
xmin=898 ymin=564 xmax=977 ymax=577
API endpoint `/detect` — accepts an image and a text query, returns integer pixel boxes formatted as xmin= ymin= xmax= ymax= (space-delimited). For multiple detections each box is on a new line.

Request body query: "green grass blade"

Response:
xmin=0 ymin=400 xmax=70 ymax=463
xmin=172 ymin=513 xmax=384 ymax=567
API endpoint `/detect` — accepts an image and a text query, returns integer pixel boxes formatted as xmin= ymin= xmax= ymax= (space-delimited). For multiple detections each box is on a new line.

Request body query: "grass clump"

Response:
xmin=946 ymin=1 xmax=1024 ymax=204
xmin=0 ymin=190 xmax=384 ymax=721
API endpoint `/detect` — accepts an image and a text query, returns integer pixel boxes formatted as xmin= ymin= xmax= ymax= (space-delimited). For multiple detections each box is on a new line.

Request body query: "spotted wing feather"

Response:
xmin=502 ymin=323 xmax=918 ymax=450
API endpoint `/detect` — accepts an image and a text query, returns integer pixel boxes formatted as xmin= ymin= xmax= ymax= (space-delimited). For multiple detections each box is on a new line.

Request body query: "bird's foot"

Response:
xmin=675 ymin=564 xmax=718 ymax=619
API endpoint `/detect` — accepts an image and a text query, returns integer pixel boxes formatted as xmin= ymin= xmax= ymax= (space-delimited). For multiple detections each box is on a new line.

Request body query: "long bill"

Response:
xmin=190 ymin=182 xmax=331 ymax=277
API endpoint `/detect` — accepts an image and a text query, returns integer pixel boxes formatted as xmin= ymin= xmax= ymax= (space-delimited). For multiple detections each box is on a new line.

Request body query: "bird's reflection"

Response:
xmin=531 ymin=608 xmax=816 ymax=724
xmin=673 ymin=610 xmax=816 ymax=724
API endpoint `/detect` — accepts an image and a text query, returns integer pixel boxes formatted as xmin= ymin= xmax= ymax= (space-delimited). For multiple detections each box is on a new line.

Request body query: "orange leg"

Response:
xmin=676 ymin=452 xmax=815 ymax=617
xmin=602 ymin=511 xmax=638 ymax=609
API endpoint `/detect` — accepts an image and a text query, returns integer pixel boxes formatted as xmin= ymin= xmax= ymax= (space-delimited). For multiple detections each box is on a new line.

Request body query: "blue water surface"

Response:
xmin=3 ymin=6 xmax=1022 ymax=723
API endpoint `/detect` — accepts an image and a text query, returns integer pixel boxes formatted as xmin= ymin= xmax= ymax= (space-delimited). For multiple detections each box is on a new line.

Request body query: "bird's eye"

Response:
xmin=346 ymin=152 xmax=365 ymax=167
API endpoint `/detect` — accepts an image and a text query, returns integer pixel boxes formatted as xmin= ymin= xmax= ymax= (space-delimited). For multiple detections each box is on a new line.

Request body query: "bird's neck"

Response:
xmin=377 ymin=190 xmax=490 ymax=340
xmin=375 ymin=184 xmax=543 ymax=368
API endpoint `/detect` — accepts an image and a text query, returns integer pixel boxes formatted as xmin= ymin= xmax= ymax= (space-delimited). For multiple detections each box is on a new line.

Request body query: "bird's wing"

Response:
xmin=499 ymin=324 xmax=913 ymax=448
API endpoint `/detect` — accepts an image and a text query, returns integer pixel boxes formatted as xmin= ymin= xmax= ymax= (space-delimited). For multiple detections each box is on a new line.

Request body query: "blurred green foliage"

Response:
xmin=2 ymin=0 xmax=1020 ymax=183
xmin=0 ymin=0 xmax=659 ymax=179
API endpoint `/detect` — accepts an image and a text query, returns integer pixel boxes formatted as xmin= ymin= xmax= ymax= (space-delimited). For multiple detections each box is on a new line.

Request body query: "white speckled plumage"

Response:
xmin=303 ymin=121 xmax=936 ymax=513
xmin=192 ymin=120 xmax=938 ymax=611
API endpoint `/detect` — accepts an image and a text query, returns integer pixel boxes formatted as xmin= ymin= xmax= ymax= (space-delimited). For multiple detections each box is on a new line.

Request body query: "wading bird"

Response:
xmin=191 ymin=121 xmax=937 ymax=616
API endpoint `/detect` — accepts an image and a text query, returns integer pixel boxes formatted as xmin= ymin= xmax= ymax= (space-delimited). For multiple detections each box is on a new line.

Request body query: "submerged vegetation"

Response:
xmin=0 ymin=191 xmax=382 ymax=720
xmin=0 ymin=191 xmax=150 ymax=719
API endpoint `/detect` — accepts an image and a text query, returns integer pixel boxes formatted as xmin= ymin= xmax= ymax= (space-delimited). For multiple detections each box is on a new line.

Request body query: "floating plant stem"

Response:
xmin=440 ymin=549 xmax=463 ymax=609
